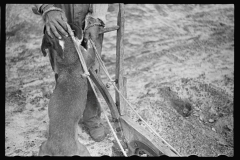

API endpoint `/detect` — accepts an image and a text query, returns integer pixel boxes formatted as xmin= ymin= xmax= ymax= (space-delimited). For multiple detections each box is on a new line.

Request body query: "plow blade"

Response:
xmin=120 ymin=115 xmax=179 ymax=157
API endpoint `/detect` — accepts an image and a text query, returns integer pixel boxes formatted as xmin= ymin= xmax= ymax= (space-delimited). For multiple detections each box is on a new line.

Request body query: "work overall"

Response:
xmin=53 ymin=4 xmax=108 ymax=138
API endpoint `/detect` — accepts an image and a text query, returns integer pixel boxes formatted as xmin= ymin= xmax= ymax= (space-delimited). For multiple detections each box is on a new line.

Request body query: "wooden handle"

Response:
xmin=89 ymin=68 xmax=120 ymax=119
xmin=99 ymin=26 xmax=119 ymax=34
xmin=115 ymin=3 xmax=125 ymax=115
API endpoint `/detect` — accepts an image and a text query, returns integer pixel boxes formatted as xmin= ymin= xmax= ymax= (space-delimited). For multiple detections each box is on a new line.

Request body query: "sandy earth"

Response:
xmin=5 ymin=4 xmax=234 ymax=156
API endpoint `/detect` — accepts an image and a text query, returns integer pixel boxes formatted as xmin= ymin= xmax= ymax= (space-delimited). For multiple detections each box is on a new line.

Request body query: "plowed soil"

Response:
xmin=5 ymin=4 xmax=234 ymax=156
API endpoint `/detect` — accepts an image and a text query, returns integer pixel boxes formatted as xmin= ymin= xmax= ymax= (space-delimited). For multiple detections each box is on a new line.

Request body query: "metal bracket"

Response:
xmin=129 ymin=140 xmax=164 ymax=156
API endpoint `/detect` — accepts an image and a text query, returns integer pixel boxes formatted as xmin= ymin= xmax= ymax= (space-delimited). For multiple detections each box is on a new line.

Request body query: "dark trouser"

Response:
xmin=54 ymin=4 xmax=103 ymax=126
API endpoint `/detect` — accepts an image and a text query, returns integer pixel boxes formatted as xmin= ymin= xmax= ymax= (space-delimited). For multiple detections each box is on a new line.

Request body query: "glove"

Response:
xmin=84 ymin=16 xmax=105 ymax=42
xmin=42 ymin=5 xmax=69 ymax=39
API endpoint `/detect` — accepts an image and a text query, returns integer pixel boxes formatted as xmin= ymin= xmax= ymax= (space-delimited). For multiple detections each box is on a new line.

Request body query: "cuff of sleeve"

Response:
xmin=32 ymin=4 xmax=43 ymax=15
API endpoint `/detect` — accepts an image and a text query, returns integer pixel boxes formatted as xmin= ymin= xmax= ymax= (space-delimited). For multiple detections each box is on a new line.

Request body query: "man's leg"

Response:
xmin=83 ymin=20 xmax=106 ymax=142
xmin=82 ymin=79 xmax=106 ymax=142
xmin=79 ymin=4 xmax=108 ymax=142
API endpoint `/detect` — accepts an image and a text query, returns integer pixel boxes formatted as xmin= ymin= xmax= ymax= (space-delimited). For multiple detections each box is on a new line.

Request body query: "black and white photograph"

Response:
xmin=5 ymin=4 xmax=234 ymax=156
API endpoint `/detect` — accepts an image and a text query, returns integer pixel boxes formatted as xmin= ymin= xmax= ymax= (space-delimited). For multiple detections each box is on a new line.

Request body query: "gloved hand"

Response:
xmin=84 ymin=25 xmax=102 ymax=42
xmin=84 ymin=17 xmax=104 ymax=42
xmin=42 ymin=5 xmax=69 ymax=39
xmin=83 ymin=17 xmax=105 ymax=74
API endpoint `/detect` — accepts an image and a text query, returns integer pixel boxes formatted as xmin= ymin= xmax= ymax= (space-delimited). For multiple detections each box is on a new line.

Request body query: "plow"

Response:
xmin=70 ymin=3 xmax=181 ymax=157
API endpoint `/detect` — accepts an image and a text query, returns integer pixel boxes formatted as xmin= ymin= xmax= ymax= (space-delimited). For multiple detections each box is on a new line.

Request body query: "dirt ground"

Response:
xmin=5 ymin=4 xmax=234 ymax=156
